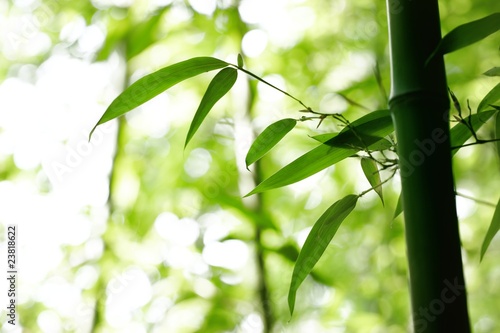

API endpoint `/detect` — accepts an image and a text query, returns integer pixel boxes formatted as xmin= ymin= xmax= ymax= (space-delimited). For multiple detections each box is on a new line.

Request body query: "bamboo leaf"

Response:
xmin=496 ymin=112 xmax=500 ymax=160
xmin=480 ymin=197 xmax=500 ymax=261
xmin=484 ymin=67 xmax=500 ymax=77
xmin=427 ymin=13 xmax=500 ymax=64
xmin=245 ymin=118 xmax=297 ymax=168
xmin=237 ymin=54 xmax=244 ymax=67
xmin=288 ymin=195 xmax=358 ymax=316
xmin=478 ymin=83 xmax=500 ymax=112
xmin=185 ymin=67 xmax=238 ymax=147
xmin=361 ymin=158 xmax=384 ymax=205
xmin=245 ymin=110 xmax=393 ymax=196
xmin=450 ymin=110 xmax=498 ymax=154
xmin=393 ymin=193 xmax=403 ymax=220
xmin=90 ymin=57 xmax=229 ymax=138
xmin=311 ymin=134 xmax=393 ymax=151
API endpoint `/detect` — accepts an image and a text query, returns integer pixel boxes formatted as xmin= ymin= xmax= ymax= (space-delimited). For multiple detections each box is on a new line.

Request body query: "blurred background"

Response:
xmin=0 ymin=0 xmax=499 ymax=332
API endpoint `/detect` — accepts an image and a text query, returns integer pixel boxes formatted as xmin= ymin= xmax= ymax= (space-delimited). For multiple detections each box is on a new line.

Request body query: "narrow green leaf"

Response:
xmin=393 ymin=193 xmax=403 ymax=220
xmin=484 ymin=67 xmax=500 ymax=77
xmin=288 ymin=195 xmax=358 ymax=316
xmin=246 ymin=110 xmax=393 ymax=196
xmin=478 ymin=83 xmax=500 ymax=112
xmin=450 ymin=109 xmax=498 ymax=155
xmin=480 ymin=197 xmax=500 ymax=261
xmin=311 ymin=134 xmax=393 ymax=151
xmin=361 ymin=158 xmax=384 ymax=205
xmin=90 ymin=57 xmax=229 ymax=139
xmin=496 ymin=112 xmax=500 ymax=160
xmin=185 ymin=67 xmax=238 ymax=147
xmin=237 ymin=54 xmax=244 ymax=67
xmin=245 ymin=118 xmax=297 ymax=168
xmin=427 ymin=13 xmax=500 ymax=64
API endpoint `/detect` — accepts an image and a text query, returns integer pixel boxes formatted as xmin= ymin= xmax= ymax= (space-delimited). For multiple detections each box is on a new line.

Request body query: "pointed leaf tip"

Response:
xmin=92 ymin=57 xmax=229 ymax=133
xmin=360 ymin=157 xmax=384 ymax=205
xmin=478 ymin=82 xmax=500 ymax=113
xmin=480 ymin=197 xmax=500 ymax=262
xmin=185 ymin=67 xmax=238 ymax=147
xmin=288 ymin=195 xmax=358 ymax=316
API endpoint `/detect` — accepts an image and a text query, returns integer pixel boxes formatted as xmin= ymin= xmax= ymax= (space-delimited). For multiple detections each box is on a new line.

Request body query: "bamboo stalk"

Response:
xmin=386 ymin=0 xmax=471 ymax=331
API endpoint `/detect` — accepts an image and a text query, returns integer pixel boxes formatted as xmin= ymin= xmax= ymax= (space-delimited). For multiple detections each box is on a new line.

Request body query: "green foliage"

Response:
xmin=393 ymin=194 xmax=403 ymax=220
xmin=427 ymin=12 xmax=500 ymax=64
xmin=477 ymin=83 xmax=500 ymax=112
xmin=360 ymin=157 xmax=384 ymax=205
xmin=497 ymin=112 xmax=500 ymax=159
xmin=186 ymin=67 xmax=238 ymax=147
xmin=450 ymin=109 xmax=498 ymax=151
xmin=90 ymin=57 xmax=229 ymax=138
xmin=484 ymin=67 xmax=500 ymax=77
xmin=245 ymin=118 xmax=297 ymax=169
xmin=480 ymin=197 xmax=500 ymax=261
xmin=288 ymin=194 xmax=358 ymax=316
xmin=245 ymin=110 xmax=394 ymax=196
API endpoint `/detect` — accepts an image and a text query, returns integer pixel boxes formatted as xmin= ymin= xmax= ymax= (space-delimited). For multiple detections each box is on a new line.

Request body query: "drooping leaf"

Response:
xmin=450 ymin=109 xmax=498 ymax=155
xmin=288 ymin=195 xmax=358 ymax=316
xmin=185 ymin=68 xmax=238 ymax=147
xmin=246 ymin=110 xmax=393 ymax=196
xmin=393 ymin=193 xmax=403 ymax=220
xmin=245 ymin=118 xmax=297 ymax=169
xmin=90 ymin=57 xmax=229 ymax=138
xmin=484 ymin=67 xmax=500 ymax=77
xmin=361 ymin=158 xmax=384 ymax=205
xmin=237 ymin=54 xmax=244 ymax=67
xmin=426 ymin=13 xmax=500 ymax=64
xmin=480 ymin=197 xmax=500 ymax=261
xmin=478 ymin=83 xmax=500 ymax=112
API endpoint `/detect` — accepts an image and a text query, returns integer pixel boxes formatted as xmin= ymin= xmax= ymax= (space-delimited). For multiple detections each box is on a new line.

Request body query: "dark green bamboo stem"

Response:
xmin=386 ymin=0 xmax=470 ymax=331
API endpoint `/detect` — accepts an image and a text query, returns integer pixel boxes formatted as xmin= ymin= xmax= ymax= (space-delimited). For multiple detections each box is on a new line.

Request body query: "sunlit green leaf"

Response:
xmin=478 ymin=83 xmax=500 ymax=112
xmin=90 ymin=57 xmax=229 ymax=138
xmin=484 ymin=67 xmax=500 ymax=77
xmin=246 ymin=110 xmax=393 ymax=196
xmin=480 ymin=197 xmax=500 ymax=261
xmin=185 ymin=68 xmax=238 ymax=147
xmin=237 ymin=54 xmax=244 ymax=67
xmin=361 ymin=158 xmax=384 ymax=205
xmin=394 ymin=193 xmax=403 ymax=220
xmin=245 ymin=118 xmax=297 ymax=168
xmin=450 ymin=109 xmax=498 ymax=154
xmin=288 ymin=195 xmax=358 ymax=316
xmin=427 ymin=13 xmax=500 ymax=64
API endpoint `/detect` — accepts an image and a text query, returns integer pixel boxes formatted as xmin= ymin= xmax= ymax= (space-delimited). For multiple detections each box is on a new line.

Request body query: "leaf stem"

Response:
xmin=230 ymin=64 xmax=311 ymax=110
xmin=358 ymin=167 xmax=397 ymax=198
xmin=456 ymin=191 xmax=496 ymax=207
xmin=451 ymin=138 xmax=500 ymax=150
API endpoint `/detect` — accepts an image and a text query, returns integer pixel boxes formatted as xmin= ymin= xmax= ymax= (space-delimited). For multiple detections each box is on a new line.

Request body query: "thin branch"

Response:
xmin=230 ymin=64 xmax=310 ymax=111
xmin=451 ymin=138 xmax=500 ymax=150
xmin=456 ymin=191 xmax=496 ymax=207
xmin=358 ymin=168 xmax=398 ymax=198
